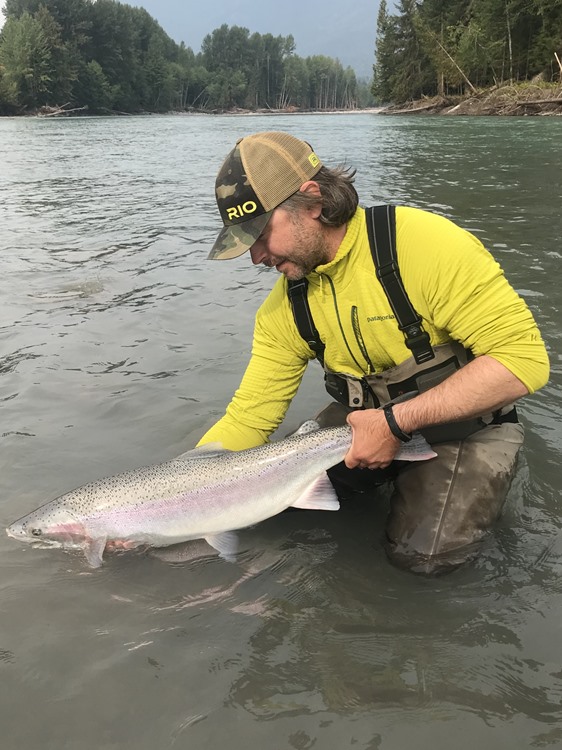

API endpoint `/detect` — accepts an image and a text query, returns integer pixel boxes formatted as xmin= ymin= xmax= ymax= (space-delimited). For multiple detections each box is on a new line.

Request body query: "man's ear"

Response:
xmin=299 ymin=181 xmax=322 ymax=219
xmin=300 ymin=180 xmax=321 ymax=197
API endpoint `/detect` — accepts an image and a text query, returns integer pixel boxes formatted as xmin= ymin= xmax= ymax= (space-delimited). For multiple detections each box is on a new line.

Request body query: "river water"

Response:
xmin=1 ymin=112 xmax=561 ymax=749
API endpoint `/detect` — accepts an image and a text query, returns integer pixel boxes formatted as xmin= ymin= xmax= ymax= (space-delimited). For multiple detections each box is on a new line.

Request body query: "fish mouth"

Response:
xmin=29 ymin=539 xmax=64 ymax=550
xmin=6 ymin=507 xmax=85 ymax=548
xmin=6 ymin=527 xmax=63 ymax=549
xmin=6 ymin=525 xmax=24 ymax=541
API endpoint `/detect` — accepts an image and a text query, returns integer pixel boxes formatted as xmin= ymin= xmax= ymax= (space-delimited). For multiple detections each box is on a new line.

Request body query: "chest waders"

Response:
xmin=288 ymin=205 xmax=516 ymax=445
xmin=287 ymin=205 xmax=523 ymax=574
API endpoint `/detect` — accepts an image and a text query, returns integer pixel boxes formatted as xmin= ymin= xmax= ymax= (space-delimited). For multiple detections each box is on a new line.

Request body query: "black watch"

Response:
xmin=383 ymin=404 xmax=412 ymax=443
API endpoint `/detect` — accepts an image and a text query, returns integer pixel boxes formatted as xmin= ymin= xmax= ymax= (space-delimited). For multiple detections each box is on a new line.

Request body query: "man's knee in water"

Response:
xmin=382 ymin=424 xmax=524 ymax=575
xmin=384 ymin=536 xmax=482 ymax=575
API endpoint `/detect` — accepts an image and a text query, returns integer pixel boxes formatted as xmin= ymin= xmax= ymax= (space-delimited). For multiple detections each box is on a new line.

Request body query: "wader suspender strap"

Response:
xmin=287 ymin=278 xmax=326 ymax=366
xmin=365 ymin=205 xmax=435 ymax=365
xmin=288 ymin=205 xmax=434 ymax=367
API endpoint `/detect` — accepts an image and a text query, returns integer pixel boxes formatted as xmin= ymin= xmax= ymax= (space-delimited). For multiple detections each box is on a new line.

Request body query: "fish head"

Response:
xmin=6 ymin=503 xmax=86 ymax=551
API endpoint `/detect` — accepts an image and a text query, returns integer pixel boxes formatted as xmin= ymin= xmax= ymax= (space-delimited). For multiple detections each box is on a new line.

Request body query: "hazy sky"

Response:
xmin=125 ymin=0 xmax=379 ymax=77
xmin=0 ymin=1 xmax=381 ymax=77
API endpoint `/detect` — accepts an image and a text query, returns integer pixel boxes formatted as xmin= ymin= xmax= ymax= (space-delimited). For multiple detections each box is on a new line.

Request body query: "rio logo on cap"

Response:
xmin=226 ymin=201 xmax=258 ymax=221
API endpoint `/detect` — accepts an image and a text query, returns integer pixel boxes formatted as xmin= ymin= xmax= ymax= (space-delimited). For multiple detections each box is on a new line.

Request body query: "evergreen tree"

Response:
xmin=392 ymin=0 xmax=434 ymax=101
xmin=372 ymin=0 xmax=397 ymax=103
xmin=2 ymin=0 xmax=556 ymax=114
xmin=75 ymin=58 xmax=113 ymax=112
xmin=34 ymin=5 xmax=78 ymax=103
xmin=0 ymin=12 xmax=52 ymax=107
xmin=280 ymin=54 xmax=310 ymax=108
xmin=529 ymin=0 xmax=562 ymax=79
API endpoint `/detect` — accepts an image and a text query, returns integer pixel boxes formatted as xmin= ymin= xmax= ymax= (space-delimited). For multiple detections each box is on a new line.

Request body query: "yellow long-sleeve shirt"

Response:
xmin=199 ymin=206 xmax=549 ymax=450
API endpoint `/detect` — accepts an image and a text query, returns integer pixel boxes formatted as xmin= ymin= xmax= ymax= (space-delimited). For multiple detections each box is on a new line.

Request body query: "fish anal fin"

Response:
xmin=291 ymin=474 xmax=340 ymax=511
xmin=204 ymin=531 xmax=239 ymax=562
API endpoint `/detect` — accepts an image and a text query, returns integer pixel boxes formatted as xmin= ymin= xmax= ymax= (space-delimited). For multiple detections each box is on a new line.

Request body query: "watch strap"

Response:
xmin=383 ymin=404 xmax=412 ymax=443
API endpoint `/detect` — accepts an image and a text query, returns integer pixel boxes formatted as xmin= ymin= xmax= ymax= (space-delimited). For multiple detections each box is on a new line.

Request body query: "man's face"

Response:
xmin=249 ymin=206 xmax=331 ymax=281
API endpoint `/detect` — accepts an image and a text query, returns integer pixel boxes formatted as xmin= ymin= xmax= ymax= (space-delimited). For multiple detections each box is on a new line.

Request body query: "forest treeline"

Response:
xmin=0 ymin=0 xmax=368 ymax=115
xmin=373 ymin=0 xmax=562 ymax=103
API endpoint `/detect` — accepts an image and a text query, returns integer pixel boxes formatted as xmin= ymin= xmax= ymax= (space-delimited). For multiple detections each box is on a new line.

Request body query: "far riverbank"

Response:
xmin=4 ymin=82 xmax=562 ymax=119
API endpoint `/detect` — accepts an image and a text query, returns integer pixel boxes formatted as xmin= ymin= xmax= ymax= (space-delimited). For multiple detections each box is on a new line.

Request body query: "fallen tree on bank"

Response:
xmin=380 ymin=83 xmax=562 ymax=117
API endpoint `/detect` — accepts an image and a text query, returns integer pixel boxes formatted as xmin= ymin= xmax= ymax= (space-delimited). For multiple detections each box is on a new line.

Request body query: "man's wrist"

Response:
xmin=383 ymin=404 xmax=412 ymax=443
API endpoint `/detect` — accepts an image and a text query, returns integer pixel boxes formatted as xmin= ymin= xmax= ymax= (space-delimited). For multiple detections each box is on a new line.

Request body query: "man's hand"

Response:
xmin=344 ymin=408 xmax=401 ymax=470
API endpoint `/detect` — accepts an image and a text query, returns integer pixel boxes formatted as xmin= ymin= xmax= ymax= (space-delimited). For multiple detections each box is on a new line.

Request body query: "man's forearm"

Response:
xmin=345 ymin=355 xmax=529 ymax=469
xmin=392 ymin=355 xmax=529 ymax=435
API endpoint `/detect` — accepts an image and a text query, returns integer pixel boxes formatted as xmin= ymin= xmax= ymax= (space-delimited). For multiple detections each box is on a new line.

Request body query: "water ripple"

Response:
xmin=1 ymin=113 xmax=561 ymax=750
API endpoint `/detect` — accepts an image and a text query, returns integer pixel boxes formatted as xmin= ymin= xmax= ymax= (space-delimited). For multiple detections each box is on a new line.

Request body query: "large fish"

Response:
xmin=6 ymin=422 xmax=435 ymax=568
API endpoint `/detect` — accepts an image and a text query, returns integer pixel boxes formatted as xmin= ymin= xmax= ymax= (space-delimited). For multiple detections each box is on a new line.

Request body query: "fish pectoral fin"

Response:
xmin=204 ymin=532 xmax=239 ymax=562
xmin=290 ymin=474 xmax=340 ymax=511
xmin=82 ymin=537 xmax=107 ymax=568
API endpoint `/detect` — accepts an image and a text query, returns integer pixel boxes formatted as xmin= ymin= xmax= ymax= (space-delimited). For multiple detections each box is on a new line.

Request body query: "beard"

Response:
xmin=276 ymin=218 xmax=333 ymax=280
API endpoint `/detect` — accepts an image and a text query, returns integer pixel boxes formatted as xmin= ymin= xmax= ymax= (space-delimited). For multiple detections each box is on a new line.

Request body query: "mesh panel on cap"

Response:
xmin=240 ymin=132 xmax=322 ymax=211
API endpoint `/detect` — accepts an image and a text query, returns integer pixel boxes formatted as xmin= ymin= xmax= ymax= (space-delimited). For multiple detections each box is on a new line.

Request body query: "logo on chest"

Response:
xmin=367 ymin=314 xmax=396 ymax=323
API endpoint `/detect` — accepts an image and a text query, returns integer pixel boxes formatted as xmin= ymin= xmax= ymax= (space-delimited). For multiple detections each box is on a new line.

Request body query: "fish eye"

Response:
xmin=31 ymin=528 xmax=42 ymax=537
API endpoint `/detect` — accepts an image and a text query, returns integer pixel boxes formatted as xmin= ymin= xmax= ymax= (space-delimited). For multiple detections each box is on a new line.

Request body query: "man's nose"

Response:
xmin=250 ymin=243 xmax=268 ymax=265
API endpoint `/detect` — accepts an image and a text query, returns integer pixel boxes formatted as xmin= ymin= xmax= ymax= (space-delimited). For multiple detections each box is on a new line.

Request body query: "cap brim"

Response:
xmin=208 ymin=211 xmax=273 ymax=260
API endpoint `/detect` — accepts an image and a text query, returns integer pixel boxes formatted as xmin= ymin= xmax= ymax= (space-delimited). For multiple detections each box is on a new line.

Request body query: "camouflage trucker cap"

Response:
xmin=208 ymin=131 xmax=323 ymax=260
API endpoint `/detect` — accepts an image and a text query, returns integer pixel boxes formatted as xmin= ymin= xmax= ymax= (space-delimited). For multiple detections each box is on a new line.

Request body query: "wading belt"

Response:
xmin=287 ymin=205 xmax=435 ymax=366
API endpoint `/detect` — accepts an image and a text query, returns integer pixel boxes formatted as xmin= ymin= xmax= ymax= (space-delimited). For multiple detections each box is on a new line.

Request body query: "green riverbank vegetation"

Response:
xmin=373 ymin=0 xmax=562 ymax=114
xmin=0 ymin=0 xmax=370 ymax=116
xmin=1 ymin=0 xmax=560 ymax=117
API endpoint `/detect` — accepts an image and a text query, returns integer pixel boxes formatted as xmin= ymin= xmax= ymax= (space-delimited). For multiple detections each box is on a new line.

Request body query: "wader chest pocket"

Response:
xmin=386 ymin=356 xmax=485 ymax=443
xmin=386 ymin=357 xmax=461 ymax=402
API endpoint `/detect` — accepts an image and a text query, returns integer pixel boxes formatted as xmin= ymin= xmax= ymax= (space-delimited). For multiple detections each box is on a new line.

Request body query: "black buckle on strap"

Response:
xmin=403 ymin=326 xmax=434 ymax=364
xmin=376 ymin=260 xmax=400 ymax=281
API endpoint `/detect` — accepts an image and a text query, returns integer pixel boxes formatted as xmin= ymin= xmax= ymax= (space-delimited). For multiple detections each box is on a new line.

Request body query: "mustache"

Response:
xmin=263 ymin=257 xmax=285 ymax=268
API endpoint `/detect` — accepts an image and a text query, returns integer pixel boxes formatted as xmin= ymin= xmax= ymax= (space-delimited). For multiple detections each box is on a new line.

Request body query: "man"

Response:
xmin=198 ymin=131 xmax=549 ymax=574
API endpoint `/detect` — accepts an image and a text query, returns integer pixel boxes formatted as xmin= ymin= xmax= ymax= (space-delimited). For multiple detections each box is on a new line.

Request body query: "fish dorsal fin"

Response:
xmin=174 ymin=442 xmax=229 ymax=460
xmin=291 ymin=474 xmax=340 ymax=511
xmin=293 ymin=419 xmax=322 ymax=436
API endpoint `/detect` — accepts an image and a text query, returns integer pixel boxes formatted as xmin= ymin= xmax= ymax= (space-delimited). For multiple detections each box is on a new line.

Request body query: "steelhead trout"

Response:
xmin=6 ymin=422 xmax=435 ymax=567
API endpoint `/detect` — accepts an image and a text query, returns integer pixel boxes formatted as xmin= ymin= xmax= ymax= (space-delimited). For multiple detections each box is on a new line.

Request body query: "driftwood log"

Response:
xmin=382 ymin=101 xmax=447 ymax=115
xmin=39 ymin=104 xmax=89 ymax=117
xmin=517 ymin=97 xmax=562 ymax=105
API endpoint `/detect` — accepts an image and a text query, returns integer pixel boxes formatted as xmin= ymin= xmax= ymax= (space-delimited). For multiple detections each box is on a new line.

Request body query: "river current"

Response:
xmin=1 ymin=112 xmax=561 ymax=749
